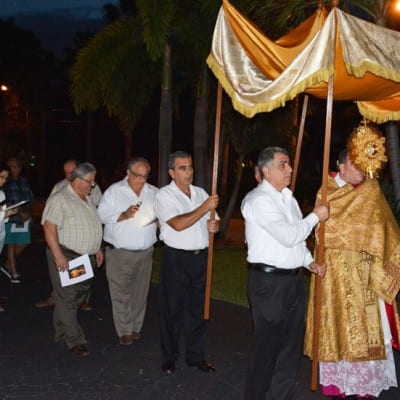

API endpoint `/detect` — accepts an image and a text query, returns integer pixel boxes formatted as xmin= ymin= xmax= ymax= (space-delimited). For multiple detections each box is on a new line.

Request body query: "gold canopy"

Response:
xmin=207 ymin=0 xmax=400 ymax=123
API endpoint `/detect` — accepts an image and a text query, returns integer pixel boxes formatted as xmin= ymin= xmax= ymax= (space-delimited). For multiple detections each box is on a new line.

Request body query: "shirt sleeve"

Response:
xmin=97 ymin=186 xmax=120 ymax=224
xmin=41 ymin=193 xmax=64 ymax=227
xmin=249 ymin=194 xmax=318 ymax=248
xmin=155 ymin=189 xmax=181 ymax=224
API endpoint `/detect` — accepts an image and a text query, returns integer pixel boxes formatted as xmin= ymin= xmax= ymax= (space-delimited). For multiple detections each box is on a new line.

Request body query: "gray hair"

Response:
xmin=128 ymin=157 xmax=150 ymax=171
xmin=168 ymin=151 xmax=192 ymax=169
xmin=71 ymin=162 xmax=96 ymax=181
xmin=257 ymin=147 xmax=288 ymax=171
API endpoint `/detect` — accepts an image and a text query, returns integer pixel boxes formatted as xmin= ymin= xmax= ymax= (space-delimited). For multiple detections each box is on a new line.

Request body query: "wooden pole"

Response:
xmin=290 ymin=94 xmax=309 ymax=192
xmin=310 ymin=48 xmax=336 ymax=394
xmin=204 ymin=83 xmax=223 ymax=320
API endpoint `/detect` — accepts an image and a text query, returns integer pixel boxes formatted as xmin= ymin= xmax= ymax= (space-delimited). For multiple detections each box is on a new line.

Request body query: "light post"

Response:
xmin=378 ymin=0 xmax=400 ymax=25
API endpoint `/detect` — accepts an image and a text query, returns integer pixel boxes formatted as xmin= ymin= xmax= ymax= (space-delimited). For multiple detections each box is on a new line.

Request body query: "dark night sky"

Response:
xmin=0 ymin=1 xmax=116 ymax=16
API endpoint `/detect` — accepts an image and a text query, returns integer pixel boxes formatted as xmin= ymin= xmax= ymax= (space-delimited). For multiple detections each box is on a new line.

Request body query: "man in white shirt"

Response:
xmin=241 ymin=147 xmax=329 ymax=400
xmin=98 ymin=157 xmax=158 ymax=346
xmin=155 ymin=151 xmax=219 ymax=375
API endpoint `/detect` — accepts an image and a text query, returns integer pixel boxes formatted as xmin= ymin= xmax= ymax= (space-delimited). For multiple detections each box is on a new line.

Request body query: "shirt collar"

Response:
xmin=335 ymin=173 xmax=347 ymax=187
xmin=260 ymin=179 xmax=292 ymax=198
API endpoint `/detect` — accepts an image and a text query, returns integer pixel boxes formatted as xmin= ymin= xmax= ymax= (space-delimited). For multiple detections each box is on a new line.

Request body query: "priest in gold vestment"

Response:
xmin=304 ymin=149 xmax=400 ymax=399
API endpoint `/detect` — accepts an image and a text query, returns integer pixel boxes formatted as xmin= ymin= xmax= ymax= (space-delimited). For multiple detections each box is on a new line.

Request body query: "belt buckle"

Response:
xmin=193 ymin=249 xmax=200 ymax=255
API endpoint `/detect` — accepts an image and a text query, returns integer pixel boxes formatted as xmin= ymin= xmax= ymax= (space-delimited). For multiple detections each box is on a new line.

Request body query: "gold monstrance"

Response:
xmin=347 ymin=120 xmax=387 ymax=179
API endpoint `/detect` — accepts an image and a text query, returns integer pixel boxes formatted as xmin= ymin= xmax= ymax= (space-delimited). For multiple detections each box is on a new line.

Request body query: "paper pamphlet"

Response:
xmin=3 ymin=200 xmax=30 ymax=212
xmin=59 ymin=253 xmax=94 ymax=287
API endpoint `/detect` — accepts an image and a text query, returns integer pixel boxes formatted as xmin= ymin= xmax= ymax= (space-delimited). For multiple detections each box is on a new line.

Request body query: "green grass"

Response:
xmin=152 ymin=244 xmax=400 ymax=312
xmin=151 ymin=242 xmax=250 ymax=308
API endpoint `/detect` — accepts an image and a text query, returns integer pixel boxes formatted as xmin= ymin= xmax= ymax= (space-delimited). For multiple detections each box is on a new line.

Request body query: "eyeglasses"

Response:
xmin=80 ymin=177 xmax=97 ymax=187
xmin=129 ymin=170 xmax=149 ymax=180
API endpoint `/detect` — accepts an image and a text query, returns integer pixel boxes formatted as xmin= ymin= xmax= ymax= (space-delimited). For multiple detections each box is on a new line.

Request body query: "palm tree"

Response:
xmin=70 ymin=16 xmax=160 ymax=163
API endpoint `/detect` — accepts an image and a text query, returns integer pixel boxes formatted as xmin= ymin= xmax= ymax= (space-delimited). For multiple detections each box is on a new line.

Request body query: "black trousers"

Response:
xmin=159 ymin=245 xmax=208 ymax=364
xmin=244 ymin=269 xmax=305 ymax=400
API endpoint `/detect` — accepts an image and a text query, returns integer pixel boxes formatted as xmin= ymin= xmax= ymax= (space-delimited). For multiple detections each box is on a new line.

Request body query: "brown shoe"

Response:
xmin=80 ymin=302 xmax=93 ymax=311
xmin=69 ymin=344 xmax=89 ymax=357
xmin=119 ymin=335 xmax=133 ymax=346
xmin=131 ymin=331 xmax=141 ymax=340
xmin=35 ymin=298 xmax=55 ymax=308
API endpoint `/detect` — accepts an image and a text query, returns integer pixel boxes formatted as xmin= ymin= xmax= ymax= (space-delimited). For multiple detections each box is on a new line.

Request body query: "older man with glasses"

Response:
xmin=35 ymin=159 xmax=102 ymax=309
xmin=97 ymin=157 xmax=158 ymax=346
xmin=41 ymin=162 xmax=104 ymax=357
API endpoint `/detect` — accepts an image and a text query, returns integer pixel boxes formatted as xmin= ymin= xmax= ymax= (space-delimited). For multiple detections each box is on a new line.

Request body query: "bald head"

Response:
xmin=63 ymin=159 xmax=78 ymax=181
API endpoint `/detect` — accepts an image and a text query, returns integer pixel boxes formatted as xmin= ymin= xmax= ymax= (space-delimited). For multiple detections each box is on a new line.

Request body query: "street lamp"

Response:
xmin=1 ymin=85 xmax=8 ymax=92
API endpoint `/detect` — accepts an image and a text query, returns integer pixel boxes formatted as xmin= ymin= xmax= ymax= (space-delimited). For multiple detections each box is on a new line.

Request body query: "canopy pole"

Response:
xmin=204 ymin=82 xmax=223 ymax=320
xmin=311 ymin=65 xmax=335 ymax=393
xmin=290 ymin=94 xmax=309 ymax=192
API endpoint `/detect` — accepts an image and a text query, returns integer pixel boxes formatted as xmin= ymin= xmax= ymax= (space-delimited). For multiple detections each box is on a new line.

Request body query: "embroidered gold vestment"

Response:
xmin=304 ymin=177 xmax=400 ymax=362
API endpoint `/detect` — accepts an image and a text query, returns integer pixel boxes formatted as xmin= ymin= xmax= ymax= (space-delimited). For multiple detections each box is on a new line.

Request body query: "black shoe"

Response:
xmin=161 ymin=361 xmax=175 ymax=375
xmin=187 ymin=360 xmax=216 ymax=372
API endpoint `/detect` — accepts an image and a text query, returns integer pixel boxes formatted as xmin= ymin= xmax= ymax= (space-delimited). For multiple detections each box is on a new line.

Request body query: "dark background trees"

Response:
xmin=1 ymin=0 xmax=400 ymax=229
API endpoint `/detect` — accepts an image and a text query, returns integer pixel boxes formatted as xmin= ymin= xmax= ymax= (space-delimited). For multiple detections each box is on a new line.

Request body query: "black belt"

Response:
xmin=248 ymin=263 xmax=300 ymax=275
xmin=104 ymin=241 xmax=148 ymax=252
xmin=175 ymin=248 xmax=206 ymax=255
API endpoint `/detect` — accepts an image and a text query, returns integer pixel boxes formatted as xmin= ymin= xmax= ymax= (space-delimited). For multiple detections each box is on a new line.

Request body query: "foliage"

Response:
xmin=136 ymin=0 xmax=176 ymax=61
xmin=70 ymin=17 xmax=160 ymax=133
xmin=242 ymin=0 xmax=381 ymax=37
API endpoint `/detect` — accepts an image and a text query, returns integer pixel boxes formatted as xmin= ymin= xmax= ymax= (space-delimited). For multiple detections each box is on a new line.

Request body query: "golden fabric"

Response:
xmin=207 ymin=0 xmax=400 ymax=123
xmin=304 ymin=177 xmax=400 ymax=362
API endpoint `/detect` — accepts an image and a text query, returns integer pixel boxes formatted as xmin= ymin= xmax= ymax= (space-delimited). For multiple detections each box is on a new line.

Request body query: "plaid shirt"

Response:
xmin=42 ymin=185 xmax=102 ymax=255
xmin=4 ymin=176 xmax=34 ymax=225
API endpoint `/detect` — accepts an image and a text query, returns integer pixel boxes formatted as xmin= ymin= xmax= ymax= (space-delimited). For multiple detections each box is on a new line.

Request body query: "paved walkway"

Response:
xmin=1 ymin=239 xmax=399 ymax=399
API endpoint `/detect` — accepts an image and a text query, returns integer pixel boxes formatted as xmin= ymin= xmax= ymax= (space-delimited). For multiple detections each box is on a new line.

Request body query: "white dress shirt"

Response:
xmin=241 ymin=180 xmax=318 ymax=269
xmin=97 ymin=178 xmax=158 ymax=250
xmin=155 ymin=181 xmax=211 ymax=250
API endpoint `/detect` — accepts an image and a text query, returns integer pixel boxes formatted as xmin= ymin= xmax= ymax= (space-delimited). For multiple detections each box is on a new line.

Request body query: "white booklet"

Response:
xmin=59 ymin=254 xmax=94 ymax=287
xmin=4 ymin=199 xmax=30 ymax=212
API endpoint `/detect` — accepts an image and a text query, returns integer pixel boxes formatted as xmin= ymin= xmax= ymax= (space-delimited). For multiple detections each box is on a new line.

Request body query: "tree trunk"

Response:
xmin=374 ymin=3 xmax=400 ymax=212
xmin=385 ymin=121 xmax=400 ymax=210
xmin=87 ymin=111 xmax=93 ymax=162
xmin=124 ymin=128 xmax=132 ymax=163
xmin=219 ymin=135 xmax=229 ymax=209
xmin=193 ymin=65 xmax=209 ymax=189
xmin=219 ymin=153 xmax=244 ymax=239
xmin=158 ymin=43 xmax=172 ymax=187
